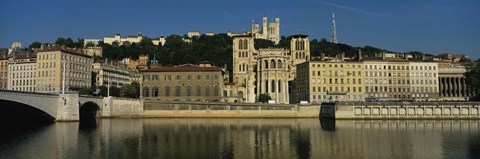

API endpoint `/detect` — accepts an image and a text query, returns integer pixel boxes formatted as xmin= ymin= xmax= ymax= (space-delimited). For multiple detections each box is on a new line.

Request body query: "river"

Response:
xmin=1 ymin=118 xmax=479 ymax=159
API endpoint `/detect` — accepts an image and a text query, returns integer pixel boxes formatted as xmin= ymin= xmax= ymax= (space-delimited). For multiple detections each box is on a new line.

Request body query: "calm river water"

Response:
xmin=1 ymin=118 xmax=480 ymax=159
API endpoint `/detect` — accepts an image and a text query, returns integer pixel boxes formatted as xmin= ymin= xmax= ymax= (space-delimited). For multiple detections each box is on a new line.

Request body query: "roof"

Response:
xmin=141 ymin=66 xmax=222 ymax=72
xmin=37 ymin=47 xmax=92 ymax=58
xmin=289 ymin=34 xmax=308 ymax=38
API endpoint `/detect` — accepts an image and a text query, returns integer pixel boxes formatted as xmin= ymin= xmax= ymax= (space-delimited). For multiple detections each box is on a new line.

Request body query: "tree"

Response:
xmin=257 ymin=93 xmax=272 ymax=103
xmin=465 ymin=62 xmax=480 ymax=101
xmin=28 ymin=41 xmax=42 ymax=49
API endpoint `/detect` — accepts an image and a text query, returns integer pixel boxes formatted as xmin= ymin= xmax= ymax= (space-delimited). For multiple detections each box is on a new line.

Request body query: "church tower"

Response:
xmin=232 ymin=36 xmax=256 ymax=103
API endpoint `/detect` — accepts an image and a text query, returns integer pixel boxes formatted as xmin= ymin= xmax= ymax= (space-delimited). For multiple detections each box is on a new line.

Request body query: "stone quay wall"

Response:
xmin=144 ymin=101 xmax=321 ymax=118
xmin=321 ymin=102 xmax=480 ymax=119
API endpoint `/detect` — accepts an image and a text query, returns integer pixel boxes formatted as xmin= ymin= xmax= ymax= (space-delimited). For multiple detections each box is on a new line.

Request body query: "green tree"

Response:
xmin=465 ymin=62 xmax=480 ymax=101
xmin=257 ymin=93 xmax=272 ymax=103
xmin=28 ymin=41 xmax=42 ymax=49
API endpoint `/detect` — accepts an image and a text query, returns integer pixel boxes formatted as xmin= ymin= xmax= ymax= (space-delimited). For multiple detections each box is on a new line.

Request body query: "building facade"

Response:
xmin=232 ymin=34 xmax=310 ymax=103
xmin=92 ymin=61 xmax=130 ymax=87
xmin=0 ymin=58 xmax=8 ymax=89
xmin=141 ymin=62 xmax=224 ymax=102
xmin=7 ymin=56 xmax=36 ymax=92
xmin=228 ymin=16 xmax=280 ymax=44
xmin=84 ymin=47 xmax=103 ymax=57
xmin=295 ymin=57 xmax=365 ymax=103
xmin=36 ymin=48 xmax=92 ymax=93
xmin=103 ymin=33 xmax=143 ymax=45
xmin=363 ymin=54 xmax=439 ymax=101
xmin=438 ymin=61 xmax=469 ymax=101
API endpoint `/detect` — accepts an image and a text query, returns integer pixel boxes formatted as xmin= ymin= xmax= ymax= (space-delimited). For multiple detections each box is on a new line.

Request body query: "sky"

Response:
xmin=1 ymin=0 xmax=479 ymax=59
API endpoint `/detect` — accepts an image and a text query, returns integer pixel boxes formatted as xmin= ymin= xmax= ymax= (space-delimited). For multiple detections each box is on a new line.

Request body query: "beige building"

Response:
xmin=228 ymin=16 xmax=280 ymax=44
xmin=152 ymin=36 xmax=166 ymax=46
xmin=36 ymin=47 xmax=92 ymax=93
xmin=141 ymin=62 xmax=224 ymax=102
xmin=0 ymin=58 xmax=8 ymax=89
xmin=295 ymin=55 xmax=365 ymax=103
xmin=7 ymin=56 xmax=36 ymax=92
xmin=232 ymin=34 xmax=309 ymax=103
xmin=84 ymin=47 xmax=103 ymax=57
xmin=103 ymin=33 xmax=143 ymax=45
xmin=437 ymin=60 xmax=469 ymax=101
xmin=363 ymin=53 xmax=439 ymax=101
xmin=92 ymin=60 xmax=130 ymax=87
xmin=187 ymin=31 xmax=200 ymax=38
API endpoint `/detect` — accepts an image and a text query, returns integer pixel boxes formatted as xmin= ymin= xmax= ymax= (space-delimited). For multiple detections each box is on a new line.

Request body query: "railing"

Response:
xmin=0 ymin=89 xmax=59 ymax=97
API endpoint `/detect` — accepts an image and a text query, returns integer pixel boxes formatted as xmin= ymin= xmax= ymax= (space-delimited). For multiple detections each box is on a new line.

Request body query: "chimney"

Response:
xmin=404 ymin=53 xmax=409 ymax=60
xmin=421 ymin=54 xmax=426 ymax=61
xmin=382 ymin=52 xmax=386 ymax=60
xmin=340 ymin=52 xmax=345 ymax=60
xmin=321 ymin=53 xmax=325 ymax=60
xmin=358 ymin=49 xmax=363 ymax=61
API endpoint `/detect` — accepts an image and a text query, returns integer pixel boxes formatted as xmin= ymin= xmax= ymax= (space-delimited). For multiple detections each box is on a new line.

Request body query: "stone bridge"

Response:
xmin=0 ymin=89 xmax=143 ymax=122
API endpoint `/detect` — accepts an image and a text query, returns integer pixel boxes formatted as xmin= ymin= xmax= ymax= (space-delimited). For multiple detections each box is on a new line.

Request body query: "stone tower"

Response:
xmin=232 ymin=35 xmax=256 ymax=103
xmin=290 ymin=34 xmax=310 ymax=79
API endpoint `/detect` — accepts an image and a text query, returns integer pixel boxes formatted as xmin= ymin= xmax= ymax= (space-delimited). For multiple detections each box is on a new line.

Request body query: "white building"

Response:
xmin=7 ymin=56 xmax=36 ymax=92
xmin=103 ymin=33 xmax=143 ymax=45
xmin=92 ymin=60 xmax=131 ymax=87
xmin=187 ymin=31 xmax=200 ymax=38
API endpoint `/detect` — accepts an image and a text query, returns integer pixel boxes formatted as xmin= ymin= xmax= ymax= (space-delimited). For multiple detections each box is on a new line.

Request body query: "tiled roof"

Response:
xmin=37 ymin=47 xmax=92 ymax=58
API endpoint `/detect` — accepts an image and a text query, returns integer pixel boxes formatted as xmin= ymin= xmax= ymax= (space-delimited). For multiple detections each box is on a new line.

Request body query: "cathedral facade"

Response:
xmin=232 ymin=34 xmax=310 ymax=104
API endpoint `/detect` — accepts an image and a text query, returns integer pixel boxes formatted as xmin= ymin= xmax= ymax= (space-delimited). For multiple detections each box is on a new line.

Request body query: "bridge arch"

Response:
xmin=79 ymin=101 xmax=100 ymax=119
xmin=0 ymin=99 xmax=55 ymax=123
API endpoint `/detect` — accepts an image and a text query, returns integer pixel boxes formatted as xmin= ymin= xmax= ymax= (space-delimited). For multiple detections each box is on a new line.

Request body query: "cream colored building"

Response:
xmin=363 ymin=53 xmax=439 ymax=101
xmin=187 ymin=31 xmax=200 ymax=38
xmin=232 ymin=34 xmax=309 ymax=103
xmin=228 ymin=16 xmax=281 ymax=44
xmin=141 ymin=62 xmax=224 ymax=102
xmin=84 ymin=47 xmax=102 ymax=57
xmin=295 ymin=56 xmax=365 ymax=103
xmin=437 ymin=60 xmax=468 ymax=101
xmin=7 ymin=56 xmax=36 ymax=92
xmin=103 ymin=33 xmax=143 ymax=45
xmin=0 ymin=58 xmax=8 ymax=89
xmin=92 ymin=61 xmax=130 ymax=87
xmin=152 ymin=36 xmax=166 ymax=46
xmin=36 ymin=47 xmax=92 ymax=93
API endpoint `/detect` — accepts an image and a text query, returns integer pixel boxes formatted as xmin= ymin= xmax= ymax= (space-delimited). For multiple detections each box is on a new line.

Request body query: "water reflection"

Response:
xmin=1 ymin=119 xmax=480 ymax=159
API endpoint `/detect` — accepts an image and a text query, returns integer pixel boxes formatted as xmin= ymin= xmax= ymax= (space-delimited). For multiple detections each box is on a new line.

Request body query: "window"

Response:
xmin=197 ymin=75 xmax=201 ymax=80
xmin=187 ymin=75 xmax=192 ymax=80
xmin=196 ymin=86 xmax=201 ymax=96
xmin=152 ymin=87 xmax=159 ymax=97
xmin=214 ymin=86 xmax=219 ymax=96
xmin=175 ymin=86 xmax=181 ymax=96
xmin=143 ymin=87 xmax=150 ymax=97
xmin=183 ymin=86 xmax=191 ymax=97
xmin=165 ymin=86 xmax=171 ymax=96
xmin=214 ymin=75 xmax=218 ymax=80
xmin=176 ymin=75 xmax=180 ymax=80
xmin=206 ymin=75 xmax=210 ymax=80
xmin=205 ymin=86 xmax=210 ymax=96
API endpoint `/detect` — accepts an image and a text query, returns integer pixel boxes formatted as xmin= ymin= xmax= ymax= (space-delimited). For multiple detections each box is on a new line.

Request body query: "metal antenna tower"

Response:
xmin=331 ymin=13 xmax=338 ymax=44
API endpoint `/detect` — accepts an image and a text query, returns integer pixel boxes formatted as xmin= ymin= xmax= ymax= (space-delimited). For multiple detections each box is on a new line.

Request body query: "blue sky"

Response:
xmin=1 ymin=0 xmax=479 ymax=59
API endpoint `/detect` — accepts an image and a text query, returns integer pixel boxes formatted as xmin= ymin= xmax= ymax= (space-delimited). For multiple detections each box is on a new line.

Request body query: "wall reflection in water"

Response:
xmin=1 ymin=119 xmax=480 ymax=159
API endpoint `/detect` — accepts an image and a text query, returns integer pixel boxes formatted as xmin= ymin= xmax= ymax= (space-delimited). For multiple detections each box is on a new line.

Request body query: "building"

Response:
xmin=92 ymin=60 xmax=130 ymax=87
xmin=84 ymin=47 xmax=103 ymax=57
xmin=140 ymin=62 xmax=224 ymax=102
xmin=228 ymin=16 xmax=280 ymax=44
xmin=363 ymin=53 xmax=439 ymax=101
xmin=36 ymin=47 xmax=92 ymax=93
xmin=231 ymin=34 xmax=310 ymax=103
xmin=187 ymin=31 xmax=200 ymax=38
xmin=295 ymin=54 xmax=365 ymax=103
xmin=152 ymin=36 xmax=166 ymax=46
xmin=7 ymin=56 xmax=36 ymax=92
xmin=103 ymin=33 xmax=143 ymax=45
xmin=8 ymin=42 xmax=22 ymax=54
xmin=0 ymin=57 xmax=9 ymax=89
xmin=84 ymin=39 xmax=101 ymax=46
xmin=437 ymin=60 xmax=469 ymax=101
xmin=437 ymin=53 xmax=469 ymax=62
xmin=251 ymin=16 xmax=280 ymax=44
xmin=206 ymin=32 xmax=215 ymax=36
